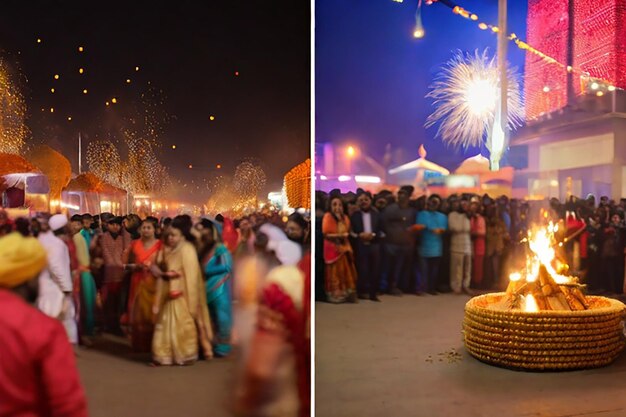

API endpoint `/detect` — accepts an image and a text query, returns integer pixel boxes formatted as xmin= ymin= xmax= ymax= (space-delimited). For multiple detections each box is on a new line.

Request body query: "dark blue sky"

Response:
xmin=316 ymin=0 xmax=528 ymax=171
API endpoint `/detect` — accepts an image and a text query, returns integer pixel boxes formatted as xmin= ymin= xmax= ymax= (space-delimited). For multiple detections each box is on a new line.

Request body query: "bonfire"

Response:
xmin=463 ymin=216 xmax=626 ymax=371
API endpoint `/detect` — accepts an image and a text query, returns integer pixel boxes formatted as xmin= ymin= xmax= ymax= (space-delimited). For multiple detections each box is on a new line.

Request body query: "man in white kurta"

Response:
xmin=448 ymin=198 xmax=472 ymax=294
xmin=37 ymin=215 xmax=78 ymax=344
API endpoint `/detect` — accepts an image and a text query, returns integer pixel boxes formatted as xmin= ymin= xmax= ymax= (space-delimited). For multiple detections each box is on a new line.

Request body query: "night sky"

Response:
xmin=0 ymin=1 xmax=310 ymax=200
xmin=316 ymin=0 xmax=527 ymax=172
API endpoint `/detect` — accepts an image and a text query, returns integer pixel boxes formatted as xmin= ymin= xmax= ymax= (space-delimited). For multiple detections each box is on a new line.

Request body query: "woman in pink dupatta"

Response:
xmin=322 ymin=196 xmax=357 ymax=303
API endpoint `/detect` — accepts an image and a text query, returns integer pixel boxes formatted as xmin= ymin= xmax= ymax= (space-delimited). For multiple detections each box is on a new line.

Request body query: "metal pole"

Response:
xmin=78 ymin=132 xmax=82 ymax=174
xmin=498 ymin=0 xmax=508 ymax=155
xmin=566 ymin=0 xmax=575 ymax=104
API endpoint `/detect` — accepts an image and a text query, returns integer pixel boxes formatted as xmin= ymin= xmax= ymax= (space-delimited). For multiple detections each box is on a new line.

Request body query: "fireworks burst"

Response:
xmin=425 ymin=49 xmax=524 ymax=149
xmin=87 ymin=84 xmax=172 ymax=195
xmin=0 ymin=57 xmax=29 ymax=155
xmin=233 ymin=161 xmax=267 ymax=201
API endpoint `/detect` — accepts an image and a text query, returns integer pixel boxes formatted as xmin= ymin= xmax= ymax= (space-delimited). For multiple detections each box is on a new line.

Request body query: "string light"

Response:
xmin=126 ymin=79 xmax=131 ymax=83
xmin=67 ymin=116 xmax=72 ymax=121
xmin=79 ymin=68 xmax=84 ymax=74
xmin=171 ymin=145 xmax=176 ymax=149
xmin=209 ymin=115 xmax=215 ymax=121
xmin=105 ymin=101 xmax=110 ymax=106
xmin=50 ymin=88 xmax=55 ymax=93
xmin=78 ymin=46 xmax=84 ymax=52
xmin=135 ymin=66 xmax=140 ymax=71
xmin=111 ymin=97 xmax=117 ymax=104
xmin=36 ymin=38 xmax=42 ymax=43
xmin=50 ymin=107 xmax=54 ymax=113
xmin=54 ymin=74 xmax=59 ymax=80
xmin=83 ymin=89 xmax=88 ymax=94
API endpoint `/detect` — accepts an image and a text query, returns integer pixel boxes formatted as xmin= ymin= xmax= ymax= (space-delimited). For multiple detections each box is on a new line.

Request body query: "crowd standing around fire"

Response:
xmin=0 ymin=208 xmax=310 ymax=417
xmin=316 ymin=186 xmax=626 ymax=303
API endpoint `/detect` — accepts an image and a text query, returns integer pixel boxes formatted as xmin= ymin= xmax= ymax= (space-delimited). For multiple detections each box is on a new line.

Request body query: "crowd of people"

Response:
xmin=315 ymin=186 xmax=626 ymax=303
xmin=0 ymin=208 xmax=311 ymax=417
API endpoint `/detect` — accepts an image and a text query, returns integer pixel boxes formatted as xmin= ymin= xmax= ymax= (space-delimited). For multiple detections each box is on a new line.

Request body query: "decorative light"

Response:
xmin=54 ymin=74 xmax=59 ymax=80
xmin=346 ymin=145 xmax=356 ymax=157
xmin=338 ymin=175 xmax=351 ymax=182
xmin=216 ymin=164 xmax=222 ymax=169
xmin=188 ymin=164 xmax=193 ymax=169
xmin=78 ymin=46 xmax=84 ymax=52
xmin=355 ymin=175 xmax=381 ymax=184
xmin=478 ymin=23 xmax=488 ymax=30
xmin=543 ymin=86 xmax=550 ymax=93
xmin=111 ymin=97 xmax=117 ymax=104
xmin=67 ymin=116 xmax=72 ymax=121
xmin=83 ymin=89 xmax=88 ymax=94
xmin=470 ymin=14 xmax=478 ymax=21
xmin=79 ymin=68 xmax=84 ymax=74
xmin=171 ymin=145 xmax=176 ymax=149
xmin=126 ymin=79 xmax=131 ymax=83
xmin=50 ymin=107 xmax=54 ymax=113
xmin=105 ymin=101 xmax=110 ymax=106
xmin=209 ymin=115 xmax=215 ymax=121
xmin=591 ymin=82 xmax=599 ymax=90
xmin=609 ymin=85 xmax=616 ymax=91
xmin=50 ymin=88 xmax=55 ymax=93
xmin=597 ymin=91 xmax=604 ymax=97
xmin=37 ymin=38 xmax=42 ymax=43
xmin=135 ymin=66 xmax=140 ymax=71
xmin=413 ymin=29 xmax=425 ymax=39
xmin=235 ymin=71 xmax=240 ymax=76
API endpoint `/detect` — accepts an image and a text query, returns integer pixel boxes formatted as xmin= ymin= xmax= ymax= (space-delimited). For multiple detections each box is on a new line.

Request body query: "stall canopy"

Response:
xmin=0 ymin=153 xmax=38 ymax=176
xmin=28 ymin=145 xmax=72 ymax=200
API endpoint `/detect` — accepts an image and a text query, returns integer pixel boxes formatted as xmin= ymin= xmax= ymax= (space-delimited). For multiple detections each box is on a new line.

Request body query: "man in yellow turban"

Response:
xmin=0 ymin=232 xmax=88 ymax=416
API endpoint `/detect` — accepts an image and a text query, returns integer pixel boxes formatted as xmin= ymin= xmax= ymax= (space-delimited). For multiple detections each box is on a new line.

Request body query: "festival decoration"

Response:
xmin=399 ymin=0 xmax=624 ymax=121
xmin=463 ymin=216 xmax=626 ymax=371
xmin=0 ymin=58 xmax=29 ymax=155
xmin=284 ymin=159 xmax=311 ymax=209
xmin=27 ymin=145 xmax=71 ymax=200
xmin=425 ymin=49 xmax=523 ymax=150
xmin=525 ymin=0 xmax=626 ymax=120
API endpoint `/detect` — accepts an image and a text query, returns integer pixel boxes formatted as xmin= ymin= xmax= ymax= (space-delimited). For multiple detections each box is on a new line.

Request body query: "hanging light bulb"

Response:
xmin=413 ymin=0 xmax=425 ymax=39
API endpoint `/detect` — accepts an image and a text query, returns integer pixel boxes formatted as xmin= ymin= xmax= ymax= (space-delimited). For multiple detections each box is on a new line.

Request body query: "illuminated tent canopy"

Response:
xmin=284 ymin=158 xmax=311 ymax=209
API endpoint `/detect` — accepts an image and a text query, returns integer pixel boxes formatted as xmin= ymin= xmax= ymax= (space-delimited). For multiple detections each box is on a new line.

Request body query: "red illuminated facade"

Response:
xmin=525 ymin=0 xmax=626 ymax=121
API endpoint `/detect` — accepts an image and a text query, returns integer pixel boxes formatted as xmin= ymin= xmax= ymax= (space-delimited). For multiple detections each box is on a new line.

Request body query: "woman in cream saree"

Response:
xmin=151 ymin=224 xmax=214 ymax=365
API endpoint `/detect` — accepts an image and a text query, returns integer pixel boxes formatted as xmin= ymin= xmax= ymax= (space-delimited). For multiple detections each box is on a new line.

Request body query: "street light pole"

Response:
xmin=496 ymin=0 xmax=508 ymax=171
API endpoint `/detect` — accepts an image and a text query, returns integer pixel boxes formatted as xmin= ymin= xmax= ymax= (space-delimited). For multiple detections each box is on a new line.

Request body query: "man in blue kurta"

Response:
xmin=416 ymin=195 xmax=448 ymax=294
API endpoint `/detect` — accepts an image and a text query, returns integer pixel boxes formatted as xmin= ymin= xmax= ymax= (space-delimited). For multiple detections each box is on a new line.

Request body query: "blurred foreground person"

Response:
xmin=0 ymin=233 xmax=88 ymax=417
xmin=234 ymin=265 xmax=309 ymax=417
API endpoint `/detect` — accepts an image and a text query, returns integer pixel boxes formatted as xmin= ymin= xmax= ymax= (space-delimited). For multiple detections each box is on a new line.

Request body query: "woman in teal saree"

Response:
xmin=197 ymin=218 xmax=234 ymax=357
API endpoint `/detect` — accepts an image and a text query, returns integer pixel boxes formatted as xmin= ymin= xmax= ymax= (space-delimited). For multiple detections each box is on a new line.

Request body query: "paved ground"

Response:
xmin=76 ymin=335 xmax=235 ymax=417
xmin=315 ymin=293 xmax=626 ymax=417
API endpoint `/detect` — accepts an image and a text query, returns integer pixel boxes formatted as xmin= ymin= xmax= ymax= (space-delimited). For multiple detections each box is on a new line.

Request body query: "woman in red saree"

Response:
xmin=124 ymin=218 xmax=162 ymax=352
xmin=322 ymin=196 xmax=357 ymax=303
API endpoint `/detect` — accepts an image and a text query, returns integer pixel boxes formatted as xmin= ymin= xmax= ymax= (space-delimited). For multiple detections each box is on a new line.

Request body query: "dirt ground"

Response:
xmin=76 ymin=335 xmax=236 ymax=417
xmin=315 ymin=293 xmax=626 ymax=417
